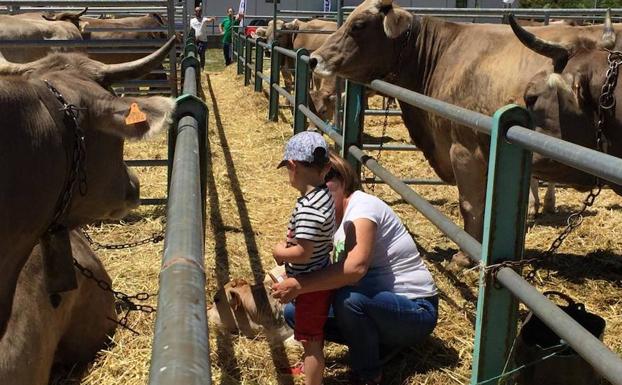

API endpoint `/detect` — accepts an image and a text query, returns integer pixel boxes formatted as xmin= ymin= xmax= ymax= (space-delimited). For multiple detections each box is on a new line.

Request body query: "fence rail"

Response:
xmin=233 ymin=11 xmax=622 ymax=384
xmin=147 ymin=28 xmax=211 ymax=385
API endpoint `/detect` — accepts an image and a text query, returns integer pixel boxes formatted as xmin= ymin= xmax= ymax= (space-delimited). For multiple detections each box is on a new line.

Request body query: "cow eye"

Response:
xmin=352 ymin=21 xmax=365 ymax=31
xmin=524 ymin=94 xmax=538 ymax=109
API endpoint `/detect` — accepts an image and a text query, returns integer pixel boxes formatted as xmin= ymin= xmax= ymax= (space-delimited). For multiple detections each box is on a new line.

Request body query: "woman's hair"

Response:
xmin=328 ymin=151 xmax=361 ymax=197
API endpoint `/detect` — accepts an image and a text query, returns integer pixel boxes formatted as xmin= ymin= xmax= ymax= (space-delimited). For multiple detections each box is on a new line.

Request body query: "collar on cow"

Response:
xmin=384 ymin=19 xmax=415 ymax=84
xmin=42 ymin=80 xmax=88 ymax=234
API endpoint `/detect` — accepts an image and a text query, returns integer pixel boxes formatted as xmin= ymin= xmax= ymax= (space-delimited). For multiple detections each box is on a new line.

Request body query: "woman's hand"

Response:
xmin=271 ymin=277 xmax=301 ymax=303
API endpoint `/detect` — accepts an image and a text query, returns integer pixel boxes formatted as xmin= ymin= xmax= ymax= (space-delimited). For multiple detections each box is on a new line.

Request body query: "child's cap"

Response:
xmin=277 ymin=131 xmax=329 ymax=168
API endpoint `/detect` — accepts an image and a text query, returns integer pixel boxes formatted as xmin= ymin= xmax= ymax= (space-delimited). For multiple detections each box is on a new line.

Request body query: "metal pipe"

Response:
xmin=126 ymin=159 xmax=168 ymax=167
xmin=148 ymin=113 xmax=210 ymax=385
xmin=256 ymin=71 xmax=269 ymax=83
xmin=368 ymin=80 xmax=493 ymax=135
xmin=273 ymin=84 xmax=294 ymax=106
xmin=363 ymin=177 xmax=446 ymax=185
xmin=0 ymin=0 xmax=167 ymax=4
xmin=275 ymin=29 xmax=336 ymax=34
xmin=273 ymin=45 xmax=297 ymax=59
xmin=278 ymin=9 xmax=338 ymax=15
xmin=496 ymin=268 xmax=622 ymax=385
xmin=0 ymin=39 xmax=168 ymax=48
xmin=506 ymin=125 xmax=622 ymax=187
xmin=364 ymin=109 xmax=402 ymax=116
xmin=362 ymin=144 xmax=419 ymax=151
xmin=340 ymin=6 xmax=622 ymax=16
xmin=183 ymin=66 xmax=197 ymax=97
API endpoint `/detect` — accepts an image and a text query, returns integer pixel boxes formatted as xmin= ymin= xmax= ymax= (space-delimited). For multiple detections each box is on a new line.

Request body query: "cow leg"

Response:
xmin=543 ymin=183 xmax=556 ymax=213
xmin=0 ymin=247 xmax=33 ymax=338
xmin=448 ymin=143 xmax=486 ymax=270
xmin=528 ymin=178 xmax=541 ymax=217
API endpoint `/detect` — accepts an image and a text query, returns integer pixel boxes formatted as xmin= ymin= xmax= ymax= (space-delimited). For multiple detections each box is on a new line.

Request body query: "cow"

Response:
xmin=207 ymin=265 xmax=294 ymax=344
xmin=509 ymin=16 xmax=622 ymax=197
xmin=0 ymin=230 xmax=116 ymax=385
xmin=0 ymin=14 xmax=83 ymax=62
xmin=18 ymin=7 xmax=88 ymax=29
xmin=0 ymin=38 xmax=176 ymax=337
xmin=308 ymin=0 xmax=617 ymax=268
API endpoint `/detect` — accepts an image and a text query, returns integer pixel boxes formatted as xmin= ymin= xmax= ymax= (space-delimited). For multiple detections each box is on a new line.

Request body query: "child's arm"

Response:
xmin=273 ymin=238 xmax=314 ymax=265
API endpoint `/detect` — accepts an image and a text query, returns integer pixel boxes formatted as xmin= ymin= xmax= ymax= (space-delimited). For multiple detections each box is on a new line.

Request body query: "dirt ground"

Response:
xmin=72 ymin=63 xmax=621 ymax=385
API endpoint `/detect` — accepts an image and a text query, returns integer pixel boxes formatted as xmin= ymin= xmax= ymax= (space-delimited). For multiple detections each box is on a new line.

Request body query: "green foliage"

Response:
xmin=519 ymin=0 xmax=622 ymax=7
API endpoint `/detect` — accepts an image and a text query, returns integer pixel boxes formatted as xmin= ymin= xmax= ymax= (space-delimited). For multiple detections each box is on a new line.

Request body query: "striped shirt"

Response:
xmin=285 ymin=184 xmax=336 ymax=276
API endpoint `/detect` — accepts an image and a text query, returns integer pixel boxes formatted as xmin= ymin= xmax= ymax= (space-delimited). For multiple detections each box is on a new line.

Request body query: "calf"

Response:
xmin=207 ymin=265 xmax=293 ymax=343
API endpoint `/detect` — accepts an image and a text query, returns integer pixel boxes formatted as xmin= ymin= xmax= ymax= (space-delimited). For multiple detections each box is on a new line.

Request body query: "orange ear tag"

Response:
xmin=125 ymin=102 xmax=147 ymax=125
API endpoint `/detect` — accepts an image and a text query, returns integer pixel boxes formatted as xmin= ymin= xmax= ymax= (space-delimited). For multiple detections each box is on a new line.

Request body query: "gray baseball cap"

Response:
xmin=277 ymin=131 xmax=329 ymax=168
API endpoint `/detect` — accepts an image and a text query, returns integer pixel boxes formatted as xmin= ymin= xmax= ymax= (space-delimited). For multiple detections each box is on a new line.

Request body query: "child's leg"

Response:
xmin=302 ymin=340 xmax=324 ymax=385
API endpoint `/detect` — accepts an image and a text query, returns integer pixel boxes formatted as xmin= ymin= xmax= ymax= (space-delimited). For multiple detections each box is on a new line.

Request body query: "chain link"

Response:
xmin=44 ymin=80 xmax=87 ymax=231
xmin=488 ymin=50 xmax=621 ymax=284
xmin=80 ymin=227 xmax=165 ymax=250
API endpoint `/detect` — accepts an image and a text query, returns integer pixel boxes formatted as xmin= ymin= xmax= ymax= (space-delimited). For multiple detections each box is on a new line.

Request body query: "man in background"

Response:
xmin=190 ymin=6 xmax=214 ymax=70
xmin=219 ymin=7 xmax=241 ymax=66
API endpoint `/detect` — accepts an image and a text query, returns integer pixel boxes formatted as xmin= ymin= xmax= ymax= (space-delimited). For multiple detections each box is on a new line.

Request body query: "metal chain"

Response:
xmin=81 ymin=227 xmax=165 ymax=250
xmin=488 ymin=50 xmax=621 ymax=284
xmin=366 ymin=97 xmax=393 ymax=192
xmin=44 ymin=80 xmax=87 ymax=231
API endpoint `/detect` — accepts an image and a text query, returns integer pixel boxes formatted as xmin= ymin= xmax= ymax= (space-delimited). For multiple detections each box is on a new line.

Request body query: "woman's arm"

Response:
xmin=271 ymin=218 xmax=377 ymax=303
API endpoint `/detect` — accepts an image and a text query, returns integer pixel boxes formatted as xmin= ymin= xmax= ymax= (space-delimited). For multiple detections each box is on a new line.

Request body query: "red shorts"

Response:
xmin=294 ymin=289 xmax=333 ymax=342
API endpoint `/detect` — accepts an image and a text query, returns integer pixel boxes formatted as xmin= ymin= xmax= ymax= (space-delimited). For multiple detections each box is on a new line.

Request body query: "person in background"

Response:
xmin=190 ymin=6 xmax=214 ymax=70
xmin=219 ymin=7 xmax=241 ymax=66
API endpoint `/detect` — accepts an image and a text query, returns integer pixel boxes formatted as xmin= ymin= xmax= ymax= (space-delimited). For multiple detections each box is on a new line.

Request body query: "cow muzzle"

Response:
xmin=310 ymin=53 xmax=333 ymax=78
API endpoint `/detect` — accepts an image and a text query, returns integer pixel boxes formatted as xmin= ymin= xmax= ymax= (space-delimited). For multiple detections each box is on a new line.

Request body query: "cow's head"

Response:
xmin=510 ymin=14 xmax=622 ymax=193
xmin=309 ymin=89 xmax=337 ymax=122
xmin=265 ymin=19 xmax=297 ymax=48
xmin=0 ymin=38 xmax=176 ymax=224
xmin=207 ymin=278 xmax=286 ymax=339
xmin=310 ymin=0 xmax=412 ymax=82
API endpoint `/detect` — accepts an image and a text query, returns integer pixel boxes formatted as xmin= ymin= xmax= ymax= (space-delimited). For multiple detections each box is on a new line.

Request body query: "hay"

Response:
xmin=76 ymin=60 xmax=621 ymax=385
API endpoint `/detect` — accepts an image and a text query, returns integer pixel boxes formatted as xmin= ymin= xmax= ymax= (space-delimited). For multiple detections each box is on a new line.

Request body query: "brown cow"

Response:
xmin=207 ymin=265 xmax=294 ymax=343
xmin=0 ymin=39 xmax=175 ymax=337
xmin=0 ymin=14 xmax=83 ymax=62
xmin=0 ymin=230 xmax=116 ymax=385
xmin=510 ymin=15 xmax=622 ymax=196
xmin=309 ymin=0 xmax=616 ymax=267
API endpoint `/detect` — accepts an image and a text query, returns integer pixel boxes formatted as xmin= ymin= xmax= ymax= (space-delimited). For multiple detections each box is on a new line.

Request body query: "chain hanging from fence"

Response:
xmin=365 ymin=97 xmax=394 ymax=193
xmin=81 ymin=227 xmax=165 ymax=250
xmin=73 ymin=256 xmax=157 ymax=335
xmin=486 ymin=50 xmax=622 ymax=285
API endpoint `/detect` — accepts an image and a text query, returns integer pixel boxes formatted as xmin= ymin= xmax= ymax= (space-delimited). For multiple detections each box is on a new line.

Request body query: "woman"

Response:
xmin=271 ymin=153 xmax=439 ymax=385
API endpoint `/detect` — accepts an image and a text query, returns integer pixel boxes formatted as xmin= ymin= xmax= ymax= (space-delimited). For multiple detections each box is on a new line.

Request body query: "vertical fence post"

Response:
xmin=237 ymin=33 xmax=244 ymax=75
xmin=269 ymin=43 xmax=281 ymax=122
xmin=342 ymin=80 xmax=364 ymax=173
xmin=244 ymin=38 xmax=252 ymax=86
xmin=254 ymin=40 xmax=264 ymax=92
xmin=471 ymin=105 xmax=533 ymax=384
xmin=293 ymin=48 xmax=310 ymax=134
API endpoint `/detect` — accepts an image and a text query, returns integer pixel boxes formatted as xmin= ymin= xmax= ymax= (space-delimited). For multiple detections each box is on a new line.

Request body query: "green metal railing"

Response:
xmin=232 ymin=14 xmax=622 ymax=385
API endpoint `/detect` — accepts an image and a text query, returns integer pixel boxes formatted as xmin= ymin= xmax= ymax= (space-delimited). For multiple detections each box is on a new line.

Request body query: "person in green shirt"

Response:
xmin=219 ymin=7 xmax=241 ymax=66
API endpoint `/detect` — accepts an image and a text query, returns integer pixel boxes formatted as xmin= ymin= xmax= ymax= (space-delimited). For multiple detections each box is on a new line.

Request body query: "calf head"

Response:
xmin=310 ymin=0 xmax=413 ymax=82
xmin=510 ymin=13 xmax=622 ymax=194
xmin=309 ymin=88 xmax=337 ymax=122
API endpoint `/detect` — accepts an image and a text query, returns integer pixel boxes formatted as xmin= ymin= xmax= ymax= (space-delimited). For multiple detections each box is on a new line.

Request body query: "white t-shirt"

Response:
xmin=190 ymin=16 xmax=211 ymax=42
xmin=333 ymin=191 xmax=437 ymax=299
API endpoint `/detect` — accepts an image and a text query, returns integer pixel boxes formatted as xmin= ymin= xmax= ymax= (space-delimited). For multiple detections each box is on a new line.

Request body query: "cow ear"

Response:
xmin=383 ymin=7 xmax=412 ymax=39
xmin=283 ymin=19 xmax=300 ymax=30
xmin=228 ymin=288 xmax=243 ymax=311
xmin=91 ymin=95 xmax=175 ymax=139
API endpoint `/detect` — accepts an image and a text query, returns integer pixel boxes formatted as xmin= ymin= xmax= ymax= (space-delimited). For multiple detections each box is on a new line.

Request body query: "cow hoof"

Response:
xmin=446 ymin=252 xmax=474 ymax=273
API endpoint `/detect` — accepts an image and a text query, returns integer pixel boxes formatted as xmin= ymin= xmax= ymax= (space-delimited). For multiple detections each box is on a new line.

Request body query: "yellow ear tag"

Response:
xmin=125 ymin=102 xmax=147 ymax=125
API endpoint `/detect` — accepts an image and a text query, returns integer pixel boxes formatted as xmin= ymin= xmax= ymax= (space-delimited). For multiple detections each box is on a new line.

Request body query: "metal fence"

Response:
xmin=147 ymin=28 xmax=211 ymax=385
xmin=232 ymin=6 xmax=622 ymax=385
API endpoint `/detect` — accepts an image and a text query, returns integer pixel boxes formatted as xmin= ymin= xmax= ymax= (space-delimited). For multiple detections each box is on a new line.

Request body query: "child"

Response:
xmin=273 ymin=131 xmax=335 ymax=385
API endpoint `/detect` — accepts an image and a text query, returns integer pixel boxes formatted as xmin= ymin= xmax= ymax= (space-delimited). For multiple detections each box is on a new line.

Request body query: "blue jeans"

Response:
xmin=284 ymin=287 xmax=438 ymax=381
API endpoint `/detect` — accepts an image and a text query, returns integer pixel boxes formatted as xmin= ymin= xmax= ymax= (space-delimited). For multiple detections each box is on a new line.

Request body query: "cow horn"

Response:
xmin=99 ymin=37 xmax=176 ymax=84
xmin=509 ymin=14 xmax=569 ymax=61
xmin=601 ymin=9 xmax=616 ymax=49
xmin=42 ymin=7 xmax=88 ymax=21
